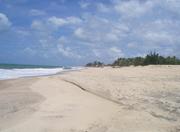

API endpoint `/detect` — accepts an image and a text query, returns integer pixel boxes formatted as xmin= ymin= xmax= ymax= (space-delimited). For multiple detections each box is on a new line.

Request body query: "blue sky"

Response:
xmin=0 ymin=0 xmax=180 ymax=66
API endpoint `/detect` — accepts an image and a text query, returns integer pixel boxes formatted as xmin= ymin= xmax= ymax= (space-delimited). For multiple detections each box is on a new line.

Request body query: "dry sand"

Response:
xmin=0 ymin=65 xmax=180 ymax=132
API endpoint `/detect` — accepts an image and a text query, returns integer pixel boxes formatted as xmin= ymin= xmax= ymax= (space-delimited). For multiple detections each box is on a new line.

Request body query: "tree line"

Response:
xmin=86 ymin=61 xmax=104 ymax=67
xmin=86 ymin=52 xmax=180 ymax=67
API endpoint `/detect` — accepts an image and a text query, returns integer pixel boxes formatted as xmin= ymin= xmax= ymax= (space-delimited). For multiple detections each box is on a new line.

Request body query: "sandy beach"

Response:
xmin=0 ymin=65 xmax=180 ymax=132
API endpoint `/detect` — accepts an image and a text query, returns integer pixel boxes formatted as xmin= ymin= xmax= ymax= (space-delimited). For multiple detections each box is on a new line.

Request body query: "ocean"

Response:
xmin=0 ymin=64 xmax=83 ymax=80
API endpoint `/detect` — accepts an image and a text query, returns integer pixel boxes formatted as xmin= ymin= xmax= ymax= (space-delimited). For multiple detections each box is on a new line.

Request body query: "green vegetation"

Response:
xmin=113 ymin=52 xmax=180 ymax=66
xmin=86 ymin=52 xmax=180 ymax=67
xmin=86 ymin=61 xmax=104 ymax=67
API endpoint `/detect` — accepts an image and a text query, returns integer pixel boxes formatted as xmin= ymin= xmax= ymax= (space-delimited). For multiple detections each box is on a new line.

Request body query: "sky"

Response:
xmin=0 ymin=0 xmax=180 ymax=66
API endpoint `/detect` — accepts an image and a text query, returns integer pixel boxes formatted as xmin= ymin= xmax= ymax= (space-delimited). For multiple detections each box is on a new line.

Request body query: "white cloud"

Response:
xmin=25 ymin=0 xmax=180 ymax=62
xmin=109 ymin=47 xmax=124 ymax=57
xmin=31 ymin=16 xmax=83 ymax=36
xmin=48 ymin=16 xmax=82 ymax=27
xmin=74 ymin=28 xmax=86 ymax=39
xmin=90 ymin=47 xmax=124 ymax=62
xmin=58 ymin=36 xmax=69 ymax=44
xmin=29 ymin=16 xmax=84 ymax=60
xmin=39 ymin=39 xmax=51 ymax=48
xmin=48 ymin=16 xmax=67 ymax=27
xmin=108 ymin=47 xmax=124 ymax=61
xmin=31 ymin=20 xmax=44 ymax=30
xmin=0 ymin=13 xmax=11 ymax=31
xmin=73 ymin=15 xmax=128 ymax=45
xmin=29 ymin=9 xmax=46 ymax=16
xmin=96 ymin=3 xmax=110 ymax=13
xmin=135 ymin=19 xmax=180 ymax=45
xmin=114 ymin=0 xmax=154 ymax=18
xmin=57 ymin=44 xmax=81 ymax=59
xmin=144 ymin=31 xmax=174 ymax=44
xmin=66 ymin=16 xmax=82 ymax=24
xmin=161 ymin=0 xmax=180 ymax=14
xmin=92 ymin=49 xmax=102 ymax=58
xmin=71 ymin=0 xmax=180 ymax=59
xmin=127 ymin=42 xmax=138 ymax=49
xmin=106 ymin=33 xmax=119 ymax=42
xmin=79 ymin=1 xmax=90 ymax=9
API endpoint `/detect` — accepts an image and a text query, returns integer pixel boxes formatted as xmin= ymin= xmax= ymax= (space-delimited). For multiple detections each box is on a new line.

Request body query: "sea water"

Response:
xmin=0 ymin=64 xmax=83 ymax=80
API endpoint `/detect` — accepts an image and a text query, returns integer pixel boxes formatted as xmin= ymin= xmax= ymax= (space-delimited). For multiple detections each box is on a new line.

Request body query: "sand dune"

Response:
xmin=0 ymin=65 xmax=180 ymax=132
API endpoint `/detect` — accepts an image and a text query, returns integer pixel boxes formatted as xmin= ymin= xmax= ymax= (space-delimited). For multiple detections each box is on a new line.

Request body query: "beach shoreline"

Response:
xmin=0 ymin=65 xmax=180 ymax=132
xmin=0 ymin=66 xmax=85 ymax=81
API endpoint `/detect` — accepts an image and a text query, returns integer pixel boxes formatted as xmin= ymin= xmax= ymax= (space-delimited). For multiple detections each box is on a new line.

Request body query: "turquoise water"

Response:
xmin=0 ymin=63 xmax=60 ymax=69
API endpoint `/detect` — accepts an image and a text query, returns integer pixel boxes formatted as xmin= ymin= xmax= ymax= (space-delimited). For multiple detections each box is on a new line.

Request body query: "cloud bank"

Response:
xmin=0 ymin=0 xmax=180 ymax=65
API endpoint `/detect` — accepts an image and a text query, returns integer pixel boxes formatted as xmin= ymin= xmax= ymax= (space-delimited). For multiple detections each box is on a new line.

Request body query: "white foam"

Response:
xmin=0 ymin=67 xmax=84 ymax=80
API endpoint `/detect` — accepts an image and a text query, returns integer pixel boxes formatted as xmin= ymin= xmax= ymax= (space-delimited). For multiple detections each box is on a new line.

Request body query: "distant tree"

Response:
xmin=112 ymin=51 xmax=180 ymax=67
xmin=86 ymin=52 xmax=180 ymax=67
xmin=158 ymin=56 xmax=166 ymax=64
xmin=86 ymin=61 xmax=104 ymax=67
xmin=133 ymin=57 xmax=145 ymax=66
xmin=144 ymin=52 xmax=159 ymax=65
